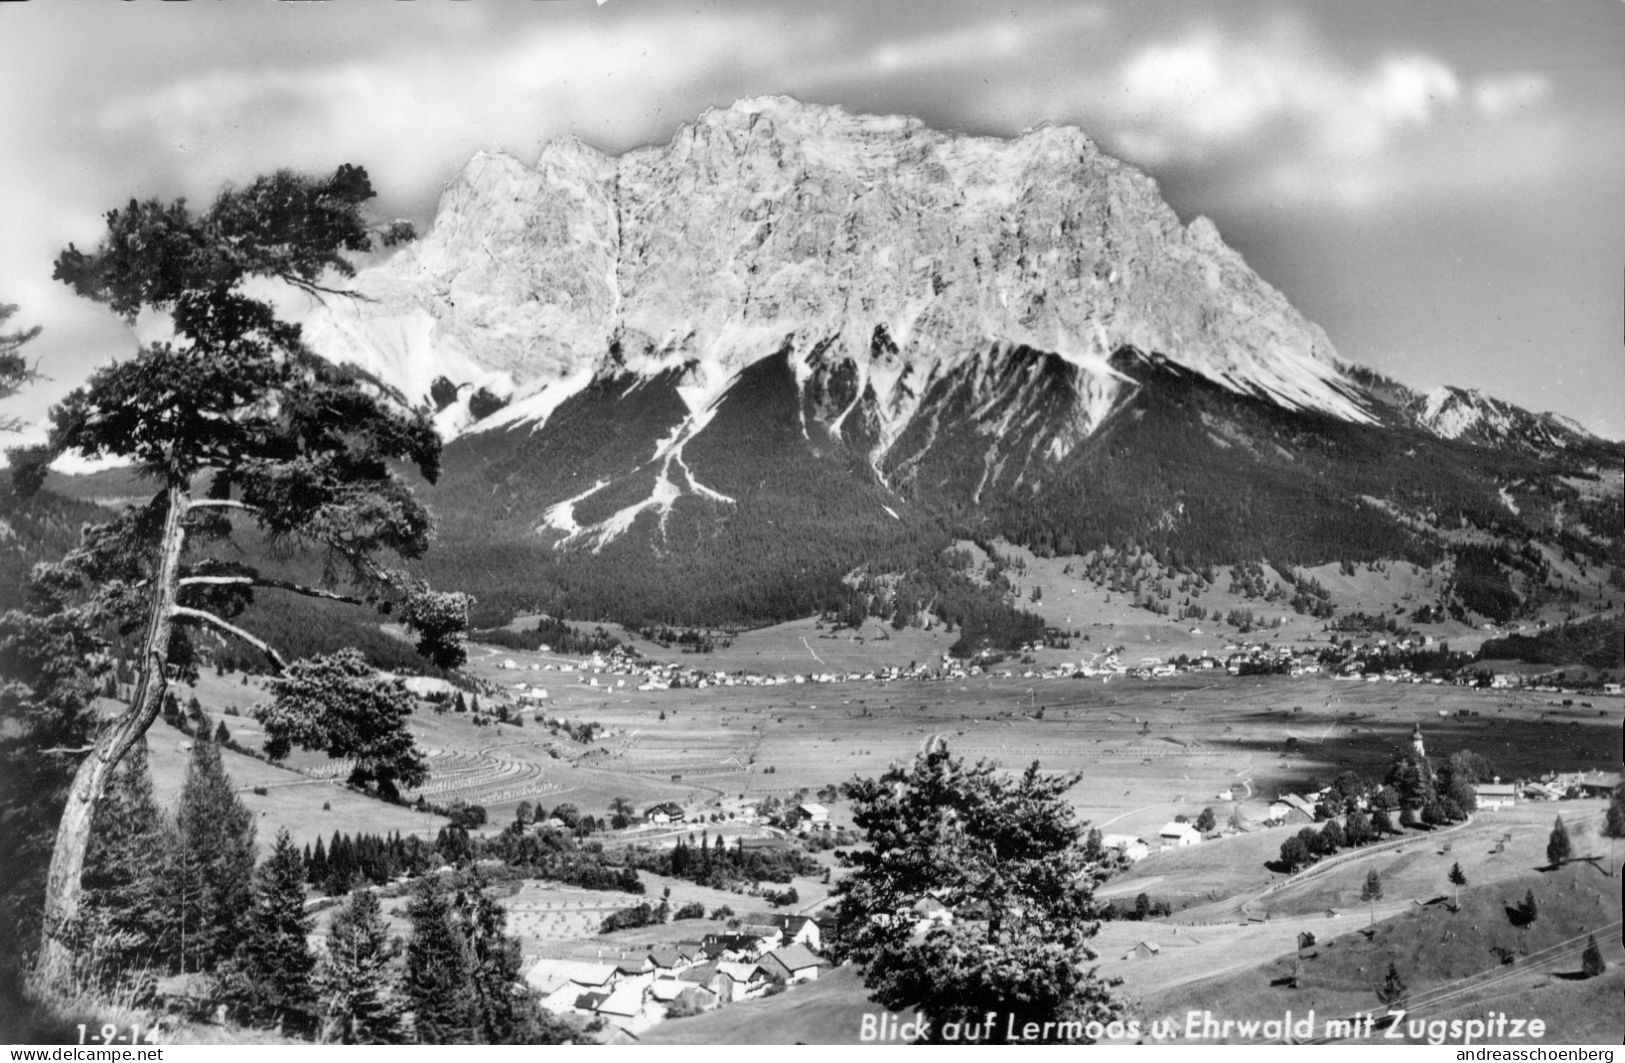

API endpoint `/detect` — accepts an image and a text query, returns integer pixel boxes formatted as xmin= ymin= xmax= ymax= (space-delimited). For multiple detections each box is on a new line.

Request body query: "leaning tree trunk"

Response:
xmin=34 ymin=483 xmax=187 ymax=991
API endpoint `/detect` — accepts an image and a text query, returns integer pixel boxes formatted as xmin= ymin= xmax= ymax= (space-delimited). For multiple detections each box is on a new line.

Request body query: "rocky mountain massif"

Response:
xmin=300 ymin=97 xmax=1621 ymax=642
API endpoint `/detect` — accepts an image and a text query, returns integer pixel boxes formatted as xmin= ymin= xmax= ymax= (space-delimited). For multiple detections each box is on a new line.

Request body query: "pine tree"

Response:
xmin=319 ymin=887 xmax=407 ymax=1044
xmin=16 ymin=166 xmax=467 ymax=985
xmin=1376 ymin=961 xmax=1407 ymax=1007
xmin=403 ymin=875 xmax=478 ymax=1044
xmin=1447 ymin=862 xmax=1466 ymax=910
xmin=232 ymin=829 xmax=316 ymax=1028
xmin=77 ymin=738 xmax=177 ymax=993
xmin=1605 ymin=785 xmax=1625 ymax=840
xmin=1546 ymin=816 xmax=1572 ymax=867
xmin=309 ymin=835 xmax=329 ymax=887
xmin=1360 ymin=869 xmax=1383 ymax=931
xmin=1580 ymin=934 xmax=1606 ymax=978
xmin=173 ymin=732 xmax=256 ymax=974
xmin=455 ymin=870 xmax=529 ymax=1044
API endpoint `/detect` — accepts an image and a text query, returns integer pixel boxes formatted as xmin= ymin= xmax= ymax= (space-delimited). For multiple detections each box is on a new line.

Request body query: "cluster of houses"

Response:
xmin=524 ymin=913 xmax=827 ymax=1037
xmin=636 ymin=801 xmax=829 ymax=830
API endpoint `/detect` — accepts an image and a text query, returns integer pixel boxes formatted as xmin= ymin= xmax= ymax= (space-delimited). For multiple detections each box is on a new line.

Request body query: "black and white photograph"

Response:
xmin=1 ymin=0 xmax=1621 ymax=1050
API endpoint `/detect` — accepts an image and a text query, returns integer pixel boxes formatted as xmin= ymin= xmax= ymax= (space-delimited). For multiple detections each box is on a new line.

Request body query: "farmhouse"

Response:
xmin=647 ymin=945 xmax=692 ymax=976
xmin=644 ymin=802 xmax=686 ymax=826
xmin=593 ymin=982 xmax=655 ymax=1033
xmin=525 ymin=959 xmax=620 ymax=1014
xmin=1100 ymin=834 xmax=1151 ymax=862
xmin=911 ymin=896 xmax=954 ymax=933
xmin=1158 ymin=821 xmax=1202 ymax=848
xmin=741 ymin=912 xmax=822 ymax=951
xmin=1123 ymin=941 xmax=1161 ymax=961
xmin=701 ymin=932 xmax=774 ymax=961
xmin=698 ymin=960 xmax=774 ymax=1002
xmin=759 ymin=944 xmax=823 ymax=984
xmin=1475 ymin=782 xmax=1518 ymax=811
xmin=1279 ymin=794 xmax=1319 ymax=821
xmin=797 ymin=802 xmax=830 ymax=825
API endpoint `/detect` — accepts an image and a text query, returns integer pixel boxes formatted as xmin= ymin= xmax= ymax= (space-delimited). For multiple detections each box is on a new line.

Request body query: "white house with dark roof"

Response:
xmin=1158 ymin=821 xmax=1202 ymax=848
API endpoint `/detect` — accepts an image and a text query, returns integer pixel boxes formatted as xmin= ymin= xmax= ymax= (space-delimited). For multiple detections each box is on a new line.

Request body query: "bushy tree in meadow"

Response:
xmin=1546 ymin=816 xmax=1572 ymax=868
xmin=257 ymin=650 xmax=427 ymax=802
xmin=1605 ymin=784 xmax=1625 ymax=840
xmin=1360 ymin=869 xmax=1383 ymax=931
xmin=831 ymin=746 xmax=1122 ymax=1043
xmin=1279 ymin=835 xmax=1311 ymax=872
xmin=1447 ymin=862 xmax=1466 ymax=911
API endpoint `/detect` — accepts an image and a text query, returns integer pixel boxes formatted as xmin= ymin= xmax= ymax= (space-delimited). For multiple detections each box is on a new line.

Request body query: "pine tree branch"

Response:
xmin=176 ymin=574 xmax=366 ymax=606
xmin=171 ymin=605 xmax=287 ymax=671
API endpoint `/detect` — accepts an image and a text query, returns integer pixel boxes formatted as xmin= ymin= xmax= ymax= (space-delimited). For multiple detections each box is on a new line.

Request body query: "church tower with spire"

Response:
xmin=1411 ymin=722 xmax=1426 ymax=759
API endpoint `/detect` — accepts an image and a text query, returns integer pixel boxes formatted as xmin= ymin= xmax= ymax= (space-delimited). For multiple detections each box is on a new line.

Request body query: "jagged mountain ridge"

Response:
xmin=309 ymin=96 xmax=1371 ymax=441
xmin=294 ymin=97 xmax=1619 ymax=632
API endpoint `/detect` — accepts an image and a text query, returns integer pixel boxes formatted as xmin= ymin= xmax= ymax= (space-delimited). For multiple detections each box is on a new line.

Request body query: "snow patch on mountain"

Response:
xmin=541 ymin=478 xmax=610 ymax=536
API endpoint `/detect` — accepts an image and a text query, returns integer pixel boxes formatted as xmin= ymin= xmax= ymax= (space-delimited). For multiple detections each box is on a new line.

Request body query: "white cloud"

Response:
xmin=1473 ymin=72 xmax=1552 ymax=118
xmin=91 ymin=12 xmax=798 ymax=204
xmin=1107 ymin=22 xmax=1460 ymax=164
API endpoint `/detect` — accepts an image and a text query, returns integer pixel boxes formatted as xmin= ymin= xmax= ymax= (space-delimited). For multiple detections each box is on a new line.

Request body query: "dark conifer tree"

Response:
xmin=173 ymin=732 xmax=255 ymax=974
xmin=403 ymin=875 xmax=478 ymax=1043
xmin=455 ymin=870 xmax=529 ymax=1044
xmin=318 ymin=887 xmax=407 ymax=1044
xmin=232 ymin=828 xmax=315 ymax=1028
xmin=1546 ymin=816 xmax=1572 ymax=867
xmin=78 ymin=738 xmax=177 ymax=993
xmin=1580 ymin=934 xmax=1606 ymax=978
xmin=309 ymin=835 xmax=328 ymax=886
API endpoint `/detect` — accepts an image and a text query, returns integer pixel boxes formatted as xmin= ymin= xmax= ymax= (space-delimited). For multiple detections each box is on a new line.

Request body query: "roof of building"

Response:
xmin=647 ymin=946 xmax=684 ymax=969
xmin=678 ymin=961 xmax=720 ymax=984
xmin=1281 ymin=794 xmax=1319 ymax=815
xmin=1101 ymin=834 xmax=1148 ymax=848
xmin=1477 ymin=784 xmax=1518 ymax=796
xmin=596 ymin=983 xmax=647 ymax=1017
xmin=525 ymin=959 xmax=618 ymax=992
xmin=765 ymin=944 xmax=822 ymax=972
xmin=574 ymin=991 xmax=609 ymax=1012
xmin=715 ymin=961 xmax=767 ymax=982
xmin=1158 ymin=821 xmax=1200 ymax=838
xmin=799 ymin=803 xmax=829 ymax=816
xmin=648 ymin=980 xmax=694 ymax=1003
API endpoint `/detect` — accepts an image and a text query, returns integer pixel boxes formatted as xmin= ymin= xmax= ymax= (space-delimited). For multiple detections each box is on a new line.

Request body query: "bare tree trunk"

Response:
xmin=34 ymin=484 xmax=186 ymax=991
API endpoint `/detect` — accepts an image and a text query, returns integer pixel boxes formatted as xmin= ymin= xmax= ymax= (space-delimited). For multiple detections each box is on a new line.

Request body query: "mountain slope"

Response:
xmin=286 ymin=97 xmax=1621 ymax=638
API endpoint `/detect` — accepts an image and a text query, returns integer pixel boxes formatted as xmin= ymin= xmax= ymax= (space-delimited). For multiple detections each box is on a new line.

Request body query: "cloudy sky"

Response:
xmin=2 ymin=0 xmax=1621 ymax=440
